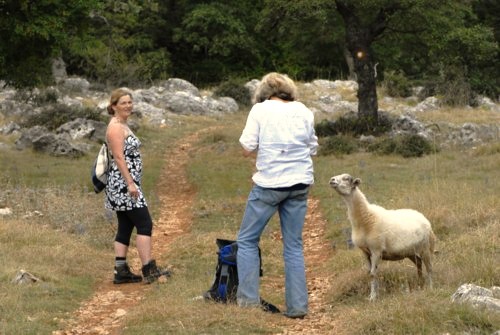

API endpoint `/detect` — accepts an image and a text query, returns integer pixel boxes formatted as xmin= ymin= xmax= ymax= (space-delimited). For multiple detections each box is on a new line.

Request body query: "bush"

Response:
xmin=33 ymin=88 xmax=60 ymax=106
xmin=213 ymin=78 xmax=252 ymax=107
xmin=319 ymin=135 xmax=358 ymax=156
xmin=383 ymin=70 xmax=412 ymax=98
xmin=315 ymin=112 xmax=392 ymax=137
xmin=436 ymin=64 xmax=474 ymax=106
xmin=133 ymin=49 xmax=172 ymax=84
xmin=414 ymin=79 xmax=438 ymax=101
xmin=315 ymin=119 xmax=339 ymax=137
xmin=368 ymin=134 xmax=436 ymax=157
xmin=21 ymin=104 xmax=103 ymax=130
xmin=14 ymin=87 xmax=60 ymax=106
xmin=398 ymin=134 xmax=435 ymax=157
xmin=367 ymin=137 xmax=397 ymax=155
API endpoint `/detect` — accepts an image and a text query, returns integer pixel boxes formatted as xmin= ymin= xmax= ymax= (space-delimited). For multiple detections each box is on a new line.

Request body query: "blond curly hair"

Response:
xmin=253 ymin=72 xmax=298 ymax=104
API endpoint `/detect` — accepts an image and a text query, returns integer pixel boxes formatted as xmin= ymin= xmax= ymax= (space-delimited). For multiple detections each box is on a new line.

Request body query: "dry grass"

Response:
xmin=417 ymin=106 xmax=500 ymax=125
xmin=0 ymin=219 xmax=109 ymax=335
xmin=0 ymin=103 xmax=499 ymax=334
xmin=298 ymin=81 xmax=359 ymax=103
xmin=314 ymin=143 xmax=499 ymax=334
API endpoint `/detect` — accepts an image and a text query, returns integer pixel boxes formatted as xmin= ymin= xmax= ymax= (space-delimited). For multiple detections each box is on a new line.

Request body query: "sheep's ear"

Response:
xmin=353 ymin=178 xmax=361 ymax=187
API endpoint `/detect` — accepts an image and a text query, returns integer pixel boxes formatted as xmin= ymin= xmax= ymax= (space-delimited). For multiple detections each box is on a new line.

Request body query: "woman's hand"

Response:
xmin=127 ymin=182 xmax=139 ymax=199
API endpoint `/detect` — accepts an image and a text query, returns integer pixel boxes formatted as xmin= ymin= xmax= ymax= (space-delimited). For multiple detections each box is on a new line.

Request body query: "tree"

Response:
xmin=334 ymin=0 xmax=394 ymax=121
xmin=333 ymin=0 xmax=464 ymax=120
xmin=255 ymin=0 xmax=345 ymax=81
xmin=172 ymin=2 xmax=262 ymax=83
xmin=63 ymin=0 xmax=173 ymax=87
xmin=260 ymin=0 xmax=498 ymax=125
xmin=0 ymin=0 xmax=99 ymax=88
xmin=336 ymin=0 xmax=498 ymax=112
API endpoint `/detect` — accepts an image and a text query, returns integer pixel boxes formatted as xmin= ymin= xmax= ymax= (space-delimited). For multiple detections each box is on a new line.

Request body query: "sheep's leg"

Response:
xmin=422 ymin=251 xmax=433 ymax=289
xmin=409 ymin=255 xmax=424 ymax=288
xmin=369 ymin=252 xmax=380 ymax=301
xmin=369 ymin=277 xmax=379 ymax=301
xmin=362 ymin=250 xmax=372 ymax=273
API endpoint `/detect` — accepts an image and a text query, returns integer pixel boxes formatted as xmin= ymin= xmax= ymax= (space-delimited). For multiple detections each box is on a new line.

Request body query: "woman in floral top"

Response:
xmin=105 ymin=88 xmax=169 ymax=284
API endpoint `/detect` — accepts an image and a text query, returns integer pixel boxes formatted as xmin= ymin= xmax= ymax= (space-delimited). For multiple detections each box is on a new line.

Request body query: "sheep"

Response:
xmin=329 ymin=173 xmax=435 ymax=301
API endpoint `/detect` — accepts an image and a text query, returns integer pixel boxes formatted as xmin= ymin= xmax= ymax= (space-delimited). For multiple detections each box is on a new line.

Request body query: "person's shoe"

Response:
xmin=141 ymin=259 xmax=171 ymax=284
xmin=260 ymin=298 xmax=281 ymax=313
xmin=283 ymin=312 xmax=307 ymax=319
xmin=113 ymin=263 xmax=142 ymax=284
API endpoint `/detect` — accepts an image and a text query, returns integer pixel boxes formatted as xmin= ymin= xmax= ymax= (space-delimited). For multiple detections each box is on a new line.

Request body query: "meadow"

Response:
xmin=0 ymin=105 xmax=499 ymax=334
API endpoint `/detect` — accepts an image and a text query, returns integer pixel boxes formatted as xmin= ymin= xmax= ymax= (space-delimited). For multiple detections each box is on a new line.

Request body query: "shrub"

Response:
xmin=14 ymin=87 xmax=61 ymax=106
xmin=202 ymin=131 xmax=228 ymax=144
xmin=368 ymin=134 xmax=436 ymax=157
xmin=397 ymin=134 xmax=435 ymax=157
xmin=367 ymin=137 xmax=398 ymax=155
xmin=383 ymin=70 xmax=412 ymax=98
xmin=319 ymin=135 xmax=358 ymax=156
xmin=315 ymin=119 xmax=339 ymax=137
xmin=415 ymin=79 xmax=438 ymax=101
xmin=21 ymin=104 xmax=103 ymax=130
xmin=315 ymin=112 xmax=392 ymax=137
xmin=13 ymin=89 xmax=34 ymax=103
xmin=437 ymin=64 xmax=473 ymax=106
xmin=33 ymin=88 xmax=60 ymax=106
xmin=213 ymin=78 xmax=252 ymax=107
xmin=133 ymin=49 xmax=172 ymax=84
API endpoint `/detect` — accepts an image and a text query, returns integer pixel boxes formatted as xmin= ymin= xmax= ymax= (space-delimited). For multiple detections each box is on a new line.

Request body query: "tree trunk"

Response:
xmin=353 ymin=46 xmax=378 ymax=121
xmin=335 ymin=1 xmax=379 ymax=122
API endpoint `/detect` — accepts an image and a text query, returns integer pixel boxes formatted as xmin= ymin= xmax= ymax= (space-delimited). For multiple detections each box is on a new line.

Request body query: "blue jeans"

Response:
xmin=236 ymin=184 xmax=309 ymax=317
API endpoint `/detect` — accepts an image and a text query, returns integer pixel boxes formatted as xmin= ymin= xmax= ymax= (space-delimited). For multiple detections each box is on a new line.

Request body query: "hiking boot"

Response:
xmin=113 ymin=263 xmax=142 ymax=284
xmin=141 ymin=259 xmax=171 ymax=284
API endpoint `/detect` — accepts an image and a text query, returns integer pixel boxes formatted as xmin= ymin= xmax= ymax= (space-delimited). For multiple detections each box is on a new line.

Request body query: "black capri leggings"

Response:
xmin=115 ymin=207 xmax=153 ymax=246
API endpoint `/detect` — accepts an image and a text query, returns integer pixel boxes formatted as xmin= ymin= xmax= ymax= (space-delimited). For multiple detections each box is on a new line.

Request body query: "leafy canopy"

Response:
xmin=0 ymin=0 xmax=99 ymax=88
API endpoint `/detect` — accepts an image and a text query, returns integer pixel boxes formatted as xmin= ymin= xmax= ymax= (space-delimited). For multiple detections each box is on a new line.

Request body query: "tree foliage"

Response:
xmin=62 ymin=0 xmax=172 ymax=87
xmin=172 ymin=2 xmax=261 ymax=83
xmin=0 ymin=0 xmax=497 ymax=106
xmin=0 ymin=0 xmax=99 ymax=88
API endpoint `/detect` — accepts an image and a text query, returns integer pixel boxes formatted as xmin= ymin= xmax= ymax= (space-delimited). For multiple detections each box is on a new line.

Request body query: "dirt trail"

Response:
xmin=275 ymin=198 xmax=342 ymax=335
xmin=54 ymin=128 xmax=339 ymax=335
xmin=53 ymin=129 xmax=200 ymax=335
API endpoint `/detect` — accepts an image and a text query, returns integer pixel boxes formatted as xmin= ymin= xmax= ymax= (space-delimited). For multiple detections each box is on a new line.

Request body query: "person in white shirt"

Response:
xmin=236 ymin=72 xmax=318 ymax=318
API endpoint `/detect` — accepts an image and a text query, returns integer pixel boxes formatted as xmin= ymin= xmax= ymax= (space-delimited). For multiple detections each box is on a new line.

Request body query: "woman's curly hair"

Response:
xmin=253 ymin=72 xmax=298 ymax=104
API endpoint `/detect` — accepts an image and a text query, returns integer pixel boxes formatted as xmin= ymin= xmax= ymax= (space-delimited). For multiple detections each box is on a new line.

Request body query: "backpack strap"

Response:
xmin=218 ymin=264 xmax=230 ymax=300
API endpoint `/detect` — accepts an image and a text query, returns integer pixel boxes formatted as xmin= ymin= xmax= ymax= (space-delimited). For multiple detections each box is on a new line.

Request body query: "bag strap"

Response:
xmin=103 ymin=142 xmax=111 ymax=170
xmin=218 ymin=264 xmax=230 ymax=299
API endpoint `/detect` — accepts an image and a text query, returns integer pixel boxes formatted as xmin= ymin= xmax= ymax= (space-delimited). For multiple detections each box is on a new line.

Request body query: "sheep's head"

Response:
xmin=329 ymin=173 xmax=361 ymax=196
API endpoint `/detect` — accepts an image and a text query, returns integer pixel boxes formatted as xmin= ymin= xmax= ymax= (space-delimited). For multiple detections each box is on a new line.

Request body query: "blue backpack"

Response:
xmin=203 ymin=239 xmax=280 ymax=313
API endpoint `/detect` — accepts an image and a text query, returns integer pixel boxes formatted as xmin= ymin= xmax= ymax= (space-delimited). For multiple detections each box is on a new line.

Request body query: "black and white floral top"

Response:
xmin=105 ymin=133 xmax=147 ymax=211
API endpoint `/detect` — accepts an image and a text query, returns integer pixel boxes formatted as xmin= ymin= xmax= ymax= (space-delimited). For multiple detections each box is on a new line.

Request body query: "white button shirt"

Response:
xmin=239 ymin=99 xmax=318 ymax=188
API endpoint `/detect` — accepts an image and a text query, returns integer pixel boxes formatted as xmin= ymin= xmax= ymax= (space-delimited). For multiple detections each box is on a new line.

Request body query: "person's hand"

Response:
xmin=127 ymin=182 xmax=139 ymax=199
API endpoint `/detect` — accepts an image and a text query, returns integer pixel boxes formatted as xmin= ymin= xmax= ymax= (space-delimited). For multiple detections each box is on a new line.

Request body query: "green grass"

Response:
xmin=0 ymin=110 xmax=499 ymax=334
xmin=0 ymin=220 xmax=107 ymax=335
xmin=309 ymin=145 xmax=500 ymax=334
